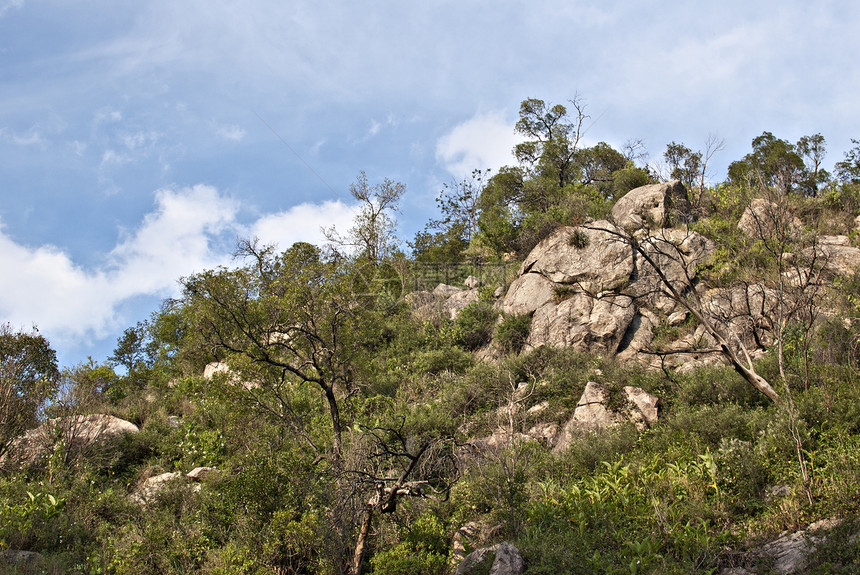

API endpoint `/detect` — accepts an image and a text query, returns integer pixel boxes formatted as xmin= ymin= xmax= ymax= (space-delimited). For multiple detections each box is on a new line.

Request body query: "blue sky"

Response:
xmin=1 ymin=0 xmax=858 ymax=367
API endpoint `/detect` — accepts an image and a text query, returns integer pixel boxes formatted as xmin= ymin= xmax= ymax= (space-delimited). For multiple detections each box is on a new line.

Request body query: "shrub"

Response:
xmin=454 ymin=302 xmax=497 ymax=351
xmin=495 ymin=314 xmax=532 ymax=355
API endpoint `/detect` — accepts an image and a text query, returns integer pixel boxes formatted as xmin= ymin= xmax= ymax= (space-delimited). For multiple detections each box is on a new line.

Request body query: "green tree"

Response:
xmin=0 ymin=324 xmax=60 ymax=460
xmin=514 ymin=96 xmax=588 ymax=191
xmin=180 ymin=241 xmax=375 ymax=464
xmin=727 ymin=131 xmax=808 ymax=195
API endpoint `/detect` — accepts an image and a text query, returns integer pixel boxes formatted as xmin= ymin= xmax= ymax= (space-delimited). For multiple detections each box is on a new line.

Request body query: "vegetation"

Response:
xmin=3 ymin=102 xmax=860 ymax=574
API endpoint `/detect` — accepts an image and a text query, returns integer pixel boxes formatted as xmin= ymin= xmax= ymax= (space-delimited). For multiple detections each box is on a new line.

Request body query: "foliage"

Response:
xmin=494 ymin=314 xmax=532 ymax=355
xmin=454 ymin=302 xmax=497 ymax=351
xmin=0 ymin=324 xmax=60 ymax=461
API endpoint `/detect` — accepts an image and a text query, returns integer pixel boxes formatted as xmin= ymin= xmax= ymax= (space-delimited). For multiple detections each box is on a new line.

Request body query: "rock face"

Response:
xmin=611 ymin=180 xmax=692 ymax=230
xmin=406 ymin=283 xmax=483 ymax=322
xmin=721 ymin=518 xmax=847 ymax=575
xmin=526 ymin=293 xmax=635 ymax=356
xmin=553 ymin=382 xmax=659 ymax=452
xmin=518 ymin=221 xmax=633 ymax=291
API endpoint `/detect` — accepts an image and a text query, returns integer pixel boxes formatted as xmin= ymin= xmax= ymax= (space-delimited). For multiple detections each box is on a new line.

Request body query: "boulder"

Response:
xmin=490 ymin=542 xmax=525 ymax=575
xmin=611 ymin=180 xmax=692 ymax=230
xmin=132 ymin=472 xmax=183 ymax=504
xmin=453 ymin=542 xmax=524 ymax=575
xmin=519 ymin=222 xmax=634 ymax=292
xmin=813 ymin=236 xmax=860 ymax=276
xmin=5 ymin=414 xmax=139 ymax=468
xmin=629 ymin=229 xmax=714 ymax=314
xmin=500 ymin=273 xmax=556 ymax=316
xmin=526 ymin=292 xmax=635 ymax=356
xmin=737 ymin=198 xmax=802 ymax=240
xmin=2 ymin=550 xmax=43 ymax=566
xmin=554 ymin=382 xmax=659 ymax=451
xmin=186 ymin=466 xmax=217 ymax=481
xmin=444 ymin=289 xmax=480 ymax=320
xmin=433 ymin=283 xmax=463 ymax=297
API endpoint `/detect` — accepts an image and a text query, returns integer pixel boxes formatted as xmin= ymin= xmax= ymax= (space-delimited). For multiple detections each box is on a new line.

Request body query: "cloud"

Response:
xmin=250 ymin=199 xmax=356 ymax=250
xmin=0 ymin=185 xmax=357 ymax=352
xmin=216 ymin=124 xmax=246 ymax=142
xmin=435 ymin=111 xmax=522 ymax=178
xmin=0 ymin=0 xmax=23 ymax=18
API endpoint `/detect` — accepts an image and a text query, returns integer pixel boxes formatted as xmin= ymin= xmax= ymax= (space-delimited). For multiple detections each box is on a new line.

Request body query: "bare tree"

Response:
xmin=324 ymin=171 xmax=405 ymax=265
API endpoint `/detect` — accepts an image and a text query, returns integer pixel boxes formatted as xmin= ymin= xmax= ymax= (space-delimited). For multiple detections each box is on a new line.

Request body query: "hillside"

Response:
xmin=4 ymin=110 xmax=860 ymax=574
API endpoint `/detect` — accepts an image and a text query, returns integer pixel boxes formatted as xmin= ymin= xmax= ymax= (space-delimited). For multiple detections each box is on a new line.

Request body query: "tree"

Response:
xmin=180 ymin=241 xmax=374 ymax=464
xmin=412 ymin=169 xmax=490 ymax=264
xmin=727 ymin=132 xmax=808 ymax=195
xmin=0 ymin=324 xmax=60 ymax=460
xmin=835 ymin=138 xmax=860 ymax=184
xmin=663 ymin=141 xmax=702 ymax=191
xmin=324 ymin=171 xmax=405 ymax=265
xmin=514 ymin=96 xmax=588 ymax=190
xmin=796 ymin=133 xmax=829 ymax=194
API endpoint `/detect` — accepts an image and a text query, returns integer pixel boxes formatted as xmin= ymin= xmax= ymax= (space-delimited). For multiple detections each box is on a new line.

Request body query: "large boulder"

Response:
xmin=526 ymin=292 xmax=635 ymax=356
xmin=519 ymin=222 xmax=634 ymax=292
xmin=737 ymin=198 xmax=802 ymax=240
xmin=611 ymin=180 xmax=692 ymax=231
xmin=813 ymin=235 xmax=860 ymax=277
xmin=499 ymin=273 xmax=556 ymax=316
xmin=5 ymin=414 xmax=139 ymax=468
xmin=629 ymin=229 xmax=714 ymax=314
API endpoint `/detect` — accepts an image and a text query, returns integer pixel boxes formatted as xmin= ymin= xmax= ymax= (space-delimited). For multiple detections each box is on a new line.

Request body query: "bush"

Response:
xmin=495 ymin=314 xmax=532 ymax=355
xmin=454 ymin=302 xmax=497 ymax=351
xmin=369 ymin=513 xmax=449 ymax=575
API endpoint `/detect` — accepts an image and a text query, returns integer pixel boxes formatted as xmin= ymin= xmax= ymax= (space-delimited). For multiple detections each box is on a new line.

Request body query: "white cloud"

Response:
xmin=435 ymin=111 xmax=522 ymax=178
xmin=216 ymin=124 xmax=246 ymax=142
xmin=0 ymin=185 xmax=356 ymax=352
xmin=250 ymin=199 xmax=356 ymax=250
xmin=0 ymin=0 xmax=23 ymax=18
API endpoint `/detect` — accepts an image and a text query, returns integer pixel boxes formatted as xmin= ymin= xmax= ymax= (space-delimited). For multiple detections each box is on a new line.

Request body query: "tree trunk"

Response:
xmin=351 ymin=503 xmax=374 ymax=575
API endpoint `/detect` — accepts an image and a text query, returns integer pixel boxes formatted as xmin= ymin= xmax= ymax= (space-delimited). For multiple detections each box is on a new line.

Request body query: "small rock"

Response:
xmin=186 ymin=466 xmax=217 ymax=481
xmin=465 ymin=275 xmax=482 ymax=289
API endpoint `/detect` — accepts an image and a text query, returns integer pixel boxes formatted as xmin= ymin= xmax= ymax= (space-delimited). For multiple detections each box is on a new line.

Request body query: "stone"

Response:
xmin=737 ymin=198 xmax=802 ymax=240
xmin=493 ymin=286 xmax=506 ymax=298
xmin=433 ymin=283 xmax=463 ymax=297
xmin=518 ymin=222 xmax=634 ymax=292
xmin=611 ymin=180 xmax=692 ymax=230
xmin=490 ymin=542 xmax=525 ymax=575
xmin=444 ymin=289 xmax=480 ymax=320
xmin=203 ymin=362 xmax=231 ymax=380
xmin=132 ymin=472 xmax=183 ymax=504
xmin=453 ymin=542 xmax=524 ymax=575
xmin=186 ymin=466 xmax=217 ymax=481
xmin=500 ymin=273 xmax=556 ymax=316
xmin=623 ymin=386 xmax=659 ymax=429
xmin=813 ymin=236 xmax=860 ymax=277
xmin=527 ymin=292 xmax=635 ymax=356
xmin=5 ymin=414 xmax=140 ymax=468
xmin=2 ymin=550 xmax=43 ymax=565
xmin=465 ymin=275 xmax=482 ymax=289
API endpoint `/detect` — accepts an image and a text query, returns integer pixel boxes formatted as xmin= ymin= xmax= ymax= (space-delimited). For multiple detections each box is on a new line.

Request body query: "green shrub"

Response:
xmin=369 ymin=513 xmax=449 ymax=575
xmin=495 ymin=314 xmax=532 ymax=355
xmin=454 ymin=302 xmax=497 ymax=351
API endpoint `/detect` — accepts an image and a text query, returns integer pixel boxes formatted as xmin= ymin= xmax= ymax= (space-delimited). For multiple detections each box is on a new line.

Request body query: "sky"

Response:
xmin=1 ymin=0 xmax=858 ymax=367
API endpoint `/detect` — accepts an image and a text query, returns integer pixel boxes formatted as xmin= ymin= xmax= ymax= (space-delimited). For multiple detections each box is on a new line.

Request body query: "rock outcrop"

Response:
xmin=611 ymin=180 xmax=692 ymax=230
xmin=553 ymin=382 xmax=659 ymax=451
xmin=4 ymin=414 xmax=139 ymax=468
